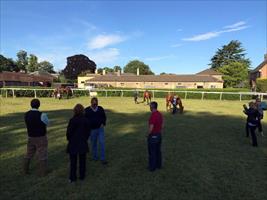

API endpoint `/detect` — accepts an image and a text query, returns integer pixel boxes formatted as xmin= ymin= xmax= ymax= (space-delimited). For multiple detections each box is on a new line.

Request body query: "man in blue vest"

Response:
xmin=24 ymin=99 xmax=49 ymax=176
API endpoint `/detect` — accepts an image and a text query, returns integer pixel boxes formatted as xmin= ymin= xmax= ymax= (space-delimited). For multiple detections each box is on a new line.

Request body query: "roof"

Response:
xmin=86 ymin=74 xmax=223 ymax=83
xmin=250 ymin=60 xmax=267 ymax=73
xmin=30 ymin=71 xmax=56 ymax=79
xmin=196 ymin=68 xmax=223 ymax=75
xmin=0 ymin=71 xmax=53 ymax=82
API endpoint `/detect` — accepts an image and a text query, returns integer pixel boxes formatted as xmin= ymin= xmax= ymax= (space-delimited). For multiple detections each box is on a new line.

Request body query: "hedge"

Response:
xmin=257 ymin=79 xmax=267 ymax=92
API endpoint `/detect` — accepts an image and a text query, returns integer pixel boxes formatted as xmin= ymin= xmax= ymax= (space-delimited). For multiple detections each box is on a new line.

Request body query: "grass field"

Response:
xmin=0 ymin=97 xmax=267 ymax=200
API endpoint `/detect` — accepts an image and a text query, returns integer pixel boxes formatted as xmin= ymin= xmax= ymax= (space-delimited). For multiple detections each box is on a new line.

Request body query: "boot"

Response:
xmin=23 ymin=158 xmax=30 ymax=175
xmin=38 ymin=160 xmax=48 ymax=177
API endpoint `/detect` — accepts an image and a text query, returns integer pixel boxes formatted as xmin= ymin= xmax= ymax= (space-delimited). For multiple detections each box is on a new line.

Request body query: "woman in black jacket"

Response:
xmin=243 ymin=102 xmax=260 ymax=147
xmin=66 ymin=104 xmax=90 ymax=182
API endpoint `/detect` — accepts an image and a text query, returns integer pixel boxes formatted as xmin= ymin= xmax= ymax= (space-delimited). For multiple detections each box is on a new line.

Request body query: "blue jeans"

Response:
xmin=147 ymin=134 xmax=162 ymax=171
xmin=90 ymin=127 xmax=106 ymax=161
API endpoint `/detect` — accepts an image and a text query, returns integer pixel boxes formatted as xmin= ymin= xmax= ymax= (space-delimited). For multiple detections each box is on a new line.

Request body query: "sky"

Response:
xmin=1 ymin=0 xmax=267 ymax=74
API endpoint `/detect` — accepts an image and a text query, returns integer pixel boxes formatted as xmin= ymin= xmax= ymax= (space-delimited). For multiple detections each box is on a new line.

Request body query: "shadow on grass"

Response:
xmin=0 ymin=108 xmax=267 ymax=200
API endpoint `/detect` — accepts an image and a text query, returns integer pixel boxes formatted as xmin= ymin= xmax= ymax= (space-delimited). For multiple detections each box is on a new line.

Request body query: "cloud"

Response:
xmin=89 ymin=48 xmax=120 ymax=64
xmin=145 ymin=55 xmax=174 ymax=61
xmin=182 ymin=21 xmax=249 ymax=42
xmin=88 ymin=34 xmax=126 ymax=49
xmin=177 ymin=29 xmax=183 ymax=32
xmin=223 ymin=21 xmax=246 ymax=29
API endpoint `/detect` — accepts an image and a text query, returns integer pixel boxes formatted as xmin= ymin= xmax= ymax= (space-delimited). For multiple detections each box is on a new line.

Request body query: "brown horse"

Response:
xmin=166 ymin=93 xmax=174 ymax=111
xmin=143 ymin=90 xmax=152 ymax=105
xmin=53 ymin=87 xmax=73 ymax=99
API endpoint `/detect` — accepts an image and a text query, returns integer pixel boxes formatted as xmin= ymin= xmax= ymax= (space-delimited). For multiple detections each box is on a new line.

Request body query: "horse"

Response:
xmin=53 ymin=86 xmax=73 ymax=100
xmin=143 ymin=90 xmax=152 ymax=105
xmin=166 ymin=93 xmax=174 ymax=111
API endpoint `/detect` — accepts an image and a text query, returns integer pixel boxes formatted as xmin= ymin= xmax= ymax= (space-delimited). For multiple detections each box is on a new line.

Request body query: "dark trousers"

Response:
xmin=147 ymin=134 xmax=162 ymax=171
xmin=69 ymin=153 xmax=86 ymax=181
xmin=172 ymin=104 xmax=177 ymax=114
xmin=248 ymin=125 xmax=258 ymax=146
xmin=246 ymin=123 xmax=249 ymax=137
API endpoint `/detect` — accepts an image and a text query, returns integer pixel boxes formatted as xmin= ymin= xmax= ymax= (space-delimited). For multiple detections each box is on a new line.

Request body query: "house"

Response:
xmin=78 ymin=68 xmax=224 ymax=89
xmin=0 ymin=71 xmax=54 ymax=87
xmin=250 ymin=54 xmax=267 ymax=89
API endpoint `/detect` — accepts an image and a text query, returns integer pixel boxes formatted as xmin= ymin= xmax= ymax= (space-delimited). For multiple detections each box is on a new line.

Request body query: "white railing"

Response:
xmin=0 ymin=88 xmax=266 ymax=101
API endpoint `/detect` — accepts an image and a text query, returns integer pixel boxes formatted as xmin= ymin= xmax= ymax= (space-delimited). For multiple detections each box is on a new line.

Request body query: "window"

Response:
xmin=197 ymin=85 xmax=203 ymax=89
xmin=120 ymin=83 xmax=124 ymax=86
xmin=165 ymin=83 xmax=168 ymax=85
xmin=177 ymin=83 xmax=182 ymax=85
xmin=81 ymin=81 xmax=85 ymax=84
xmin=151 ymin=82 xmax=153 ymax=85
xmin=210 ymin=85 xmax=216 ymax=88
xmin=136 ymin=83 xmax=139 ymax=85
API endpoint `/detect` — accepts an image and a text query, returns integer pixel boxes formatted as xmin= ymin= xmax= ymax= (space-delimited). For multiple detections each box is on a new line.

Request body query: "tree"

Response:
xmin=113 ymin=65 xmax=121 ymax=72
xmin=38 ymin=61 xmax=55 ymax=73
xmin=16 ymin=50 xmax=28 ymax=72
xmin=217 ymin=62 xmax=249 ymax=87
xmin=124 ymin=60 xmax=154 ymax=75
xmin=0 ymin=54 xmax=19 ymax=72
xmin=102 ymin=67 xmax=114 ymax=73
xmin=210 ymin=40 xmax=251 ymax=69
xmin=62 ymin=54 xmax=96 ymax=80
xmin=27 ymin=54 xmax=38 ymax=72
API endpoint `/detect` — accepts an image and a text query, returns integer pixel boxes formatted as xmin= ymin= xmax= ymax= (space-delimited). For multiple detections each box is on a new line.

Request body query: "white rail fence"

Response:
xmin=0 ymin=88 xmax=267 ymax=101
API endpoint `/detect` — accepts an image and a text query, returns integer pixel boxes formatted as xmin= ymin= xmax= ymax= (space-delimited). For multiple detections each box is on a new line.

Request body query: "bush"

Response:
xmin=257 ymin=79 xmax=267 ymax=92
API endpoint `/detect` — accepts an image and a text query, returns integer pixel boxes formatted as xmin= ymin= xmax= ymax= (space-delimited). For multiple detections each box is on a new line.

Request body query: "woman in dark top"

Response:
xmin=66 ymin=104 xmax=90 ymax=182
xmin=243 ymin=102 xmax=260 ymax=147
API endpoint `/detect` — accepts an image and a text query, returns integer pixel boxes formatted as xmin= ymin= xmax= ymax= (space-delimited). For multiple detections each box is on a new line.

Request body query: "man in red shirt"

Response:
xmin=147 ymin=101 xmax=163 ymax=171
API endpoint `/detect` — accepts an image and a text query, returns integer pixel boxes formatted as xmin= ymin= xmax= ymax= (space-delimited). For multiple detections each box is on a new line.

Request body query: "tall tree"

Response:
xmin=27 ymin=54 xmax=38 ymax=72
xmin=217 ymin=62 xmax=249 ymax=87
xmin=63 ymin=54 xmax=96 ymax=80
xmin=113 ymin=65 xmax=121 ymax=72
xmin=0 ymin=54 xmax=19 ymax=72
xmin=210 ymin=40 xmax=251 ymax=69
xmin=16 ymin=50 xmax=28 ymax=72
xmin=38 ymin=61 xmax=55 ymax=73
xmin=124 ymin=60 xmax=154 ymax=75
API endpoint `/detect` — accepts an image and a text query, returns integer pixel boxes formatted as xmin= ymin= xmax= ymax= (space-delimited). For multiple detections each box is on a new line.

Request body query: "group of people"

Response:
xmin=23 ymin=97 xmax=163 ymax=182
xmin=133 ymin=90 xmax=184 ymax=115
xmin=243 ymin=97 xmax=266 ymax=147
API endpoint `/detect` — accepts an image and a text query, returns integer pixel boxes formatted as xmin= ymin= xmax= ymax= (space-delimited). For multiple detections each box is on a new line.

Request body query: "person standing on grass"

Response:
xmin=23 ymin=98 xmax=49 ymax=176
xmin=243 ymin=102 xmax=260 ymax=147
xmin=66 ymin=104 xmax=90 ymax=183
xmin=147 ymin=101 xmax=163 ymax=171
xmin=85 ymin=97 xmax=108 ymax=165
xmin=133 ymin=89 xmax=139 ymax=104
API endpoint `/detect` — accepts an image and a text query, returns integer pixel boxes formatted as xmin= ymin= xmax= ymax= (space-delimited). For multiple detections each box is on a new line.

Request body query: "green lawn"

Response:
xmin=0 ymin=97 xmax=267 ymax=200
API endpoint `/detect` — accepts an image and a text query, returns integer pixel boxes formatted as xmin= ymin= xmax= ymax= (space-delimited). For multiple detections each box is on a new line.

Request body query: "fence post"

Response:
xmin=34 ymin=89 xmax=37 ymax=98
xmin=121 ymin=90 xmax=123 ymax=97
xmin=201 ymin=92 xmax=204 ymax=100
xmin=185 ymin=91 xmax=187 ymax=99
xmin=240 ymin=94 xmax=242 ymax=101
xmin=152 ymin=90 xmax=155 ymax=99
xmin=105 ymin=90 xmax=107 ymax=97
xmin=6 ymin=90 xmax=8 ymax=98
xmin=12 ymin=89 xmax=15 ymax=98
xmin=220 ymin=92 xmax=222 ymax=101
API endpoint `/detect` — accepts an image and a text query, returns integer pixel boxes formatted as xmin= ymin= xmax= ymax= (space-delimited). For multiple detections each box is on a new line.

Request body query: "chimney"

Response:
xmin=103 ymin=69 xmax=106 ymax=75
xmin=264 ymin=53 xmax=267 ymax=61
xmin=95 ymin=69 xmax=98 ymax=74
xmin=137 ymin=68 xmax=140 ymax=76
xmin=117 ymin=70 xmax=121 ymax=76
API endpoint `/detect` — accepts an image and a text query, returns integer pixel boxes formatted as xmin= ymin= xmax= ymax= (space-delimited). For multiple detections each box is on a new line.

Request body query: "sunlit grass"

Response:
xmin=0 ymin=97 xmax=266 ymax=200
